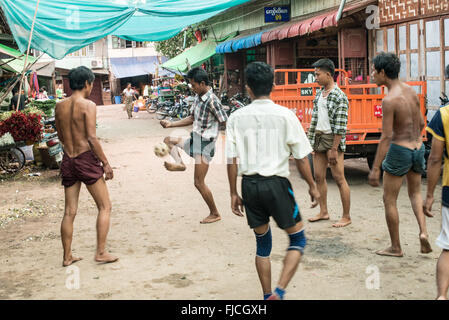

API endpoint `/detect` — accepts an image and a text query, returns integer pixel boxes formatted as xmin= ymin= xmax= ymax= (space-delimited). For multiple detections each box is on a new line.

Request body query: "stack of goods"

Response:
xmin=0 ymin=132 xmax=15 ymax=149
xmin=28 ymin=100 xmax=57 ymax=117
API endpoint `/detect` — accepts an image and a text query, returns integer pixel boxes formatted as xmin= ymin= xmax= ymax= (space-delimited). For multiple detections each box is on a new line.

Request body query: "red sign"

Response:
xmin=374 ymin=104 xmax=382 ymax=118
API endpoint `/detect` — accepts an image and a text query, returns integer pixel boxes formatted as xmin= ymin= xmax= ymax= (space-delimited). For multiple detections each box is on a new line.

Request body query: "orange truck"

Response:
xmin=271 ymin=69 xmax=427 ymax=169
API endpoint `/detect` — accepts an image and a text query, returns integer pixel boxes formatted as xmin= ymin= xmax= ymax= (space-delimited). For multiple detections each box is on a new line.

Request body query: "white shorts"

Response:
xmin=436 ymin=206 xmax=449 ymax=250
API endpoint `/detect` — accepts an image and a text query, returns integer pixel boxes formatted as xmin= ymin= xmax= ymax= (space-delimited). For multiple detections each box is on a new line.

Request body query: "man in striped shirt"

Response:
xmin=307 ymin=59 xmax=352 ymax=228
xmin=161 ymin=67 xmax=228 ymax=224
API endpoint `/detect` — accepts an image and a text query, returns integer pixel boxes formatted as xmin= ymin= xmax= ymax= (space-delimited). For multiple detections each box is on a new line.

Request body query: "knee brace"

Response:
xmin=287 ymin=229 xmax=306 ymax=254
xmin=255 ymin=226 xmax=272 ymax=258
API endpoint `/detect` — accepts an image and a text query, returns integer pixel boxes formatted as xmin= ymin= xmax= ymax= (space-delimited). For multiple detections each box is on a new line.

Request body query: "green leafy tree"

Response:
xmin=155 ymin=29 xmax=196 ymax=59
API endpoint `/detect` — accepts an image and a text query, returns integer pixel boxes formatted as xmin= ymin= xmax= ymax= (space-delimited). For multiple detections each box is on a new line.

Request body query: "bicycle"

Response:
xmin=0 ymin=142 xmax=26 ymax=176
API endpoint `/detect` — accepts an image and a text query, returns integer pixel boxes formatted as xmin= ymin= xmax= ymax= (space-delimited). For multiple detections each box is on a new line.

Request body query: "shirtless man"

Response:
xmin=55 ymin=66 xmax=118 ymax=267
xmin=368 ymin=52 xmax=432 ymax=257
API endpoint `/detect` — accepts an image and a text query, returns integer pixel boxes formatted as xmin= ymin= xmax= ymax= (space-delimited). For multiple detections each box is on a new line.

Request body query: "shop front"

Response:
xmin=213 ymin=0 xmax=376 ymax=95
xmin=374 ymin=0 xmax=449 ymax=110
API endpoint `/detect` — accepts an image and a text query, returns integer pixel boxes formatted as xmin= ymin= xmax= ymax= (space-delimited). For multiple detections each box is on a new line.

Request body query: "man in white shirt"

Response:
xmin=122 ymin=83 xmax=135 ymax=119
xmin=226 ymin=62 xmax=319 ymax=300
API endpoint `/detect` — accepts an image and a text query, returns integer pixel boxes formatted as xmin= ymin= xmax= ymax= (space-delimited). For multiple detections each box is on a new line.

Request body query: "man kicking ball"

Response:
xmin=160 ymin=67 xmax=227 ymax=224
xmin=226 ymin=62 xmax=319 ymax=300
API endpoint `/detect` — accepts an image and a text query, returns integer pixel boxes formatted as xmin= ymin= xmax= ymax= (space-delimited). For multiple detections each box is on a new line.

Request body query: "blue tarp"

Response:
xmin=0 ymin=0 xmax=250 ymax=59
xmin=110 ymin=56 xmax=171 ymax=78
xmin=216 ymin=31 xmax=264 ymax=53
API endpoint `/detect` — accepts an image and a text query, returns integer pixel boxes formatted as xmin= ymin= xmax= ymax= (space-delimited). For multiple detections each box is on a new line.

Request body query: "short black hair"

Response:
xmin=445 ymin=64 xmax=449 ymax=79
xmin=245 ymin=62 xmax=274 ymax=97
xmin=186 ymin=67 xmax=209 ymax=86
xmin=68 ymin=66 xmax=95 ymax=91
xmin=312 ymin=58 xmax=335 ymax=77
xmin=373 ymin=52 xmax=401 ymax=80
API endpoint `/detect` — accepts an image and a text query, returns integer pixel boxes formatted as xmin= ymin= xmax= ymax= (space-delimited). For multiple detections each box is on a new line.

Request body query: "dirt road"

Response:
xmin=0 ymin=104 xmax=443 ymax=300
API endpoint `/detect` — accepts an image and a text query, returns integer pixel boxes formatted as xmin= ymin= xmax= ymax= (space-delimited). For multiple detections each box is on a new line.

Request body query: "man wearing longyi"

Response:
xmin=55 ymin=66 xmax=118 ymax=267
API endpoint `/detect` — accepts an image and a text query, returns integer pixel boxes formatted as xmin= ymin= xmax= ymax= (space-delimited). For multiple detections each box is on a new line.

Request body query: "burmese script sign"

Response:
xmin=264 ymin=6 xmax=290 ymax=22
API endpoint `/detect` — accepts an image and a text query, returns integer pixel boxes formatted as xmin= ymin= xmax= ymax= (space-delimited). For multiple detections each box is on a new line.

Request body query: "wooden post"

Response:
xmin=16 ymin=0 xmax=40 ymax=111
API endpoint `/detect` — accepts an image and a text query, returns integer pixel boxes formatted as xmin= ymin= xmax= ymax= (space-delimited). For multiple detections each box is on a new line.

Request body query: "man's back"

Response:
xmin=56 ymin=96 xmax=92 ymax=157
xmin=227 ymin=99 xmax=311 ymax=177
xmin=387 ymin=82 xmax=424 ymax=149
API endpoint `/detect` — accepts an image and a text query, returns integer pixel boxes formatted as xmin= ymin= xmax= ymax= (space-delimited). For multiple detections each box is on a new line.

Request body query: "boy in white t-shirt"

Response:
xmin=122 ymin=83 xmax=135 ymax=119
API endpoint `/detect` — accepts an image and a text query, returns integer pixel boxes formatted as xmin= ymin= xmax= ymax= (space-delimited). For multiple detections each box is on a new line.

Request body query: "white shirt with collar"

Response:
xmin=225 ymin=99 xmax=312 ymax=177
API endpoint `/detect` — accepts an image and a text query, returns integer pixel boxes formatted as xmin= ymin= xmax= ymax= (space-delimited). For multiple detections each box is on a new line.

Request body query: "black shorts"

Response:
xmin=183 ymin=132 xmax=216 ymax=162
xmin=242 ymin=174 xmax=301 ymax=229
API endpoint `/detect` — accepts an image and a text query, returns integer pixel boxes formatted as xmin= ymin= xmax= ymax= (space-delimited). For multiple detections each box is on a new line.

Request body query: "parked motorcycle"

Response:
xmin=232 ymin=92 xmax=251 ymax=106
xmin=146 ymin=98 xmax=160 ymax=114
xmin=155 ymin=95 xmax=191 ymax=120
xmin=224 ymin=92 xmax=246 ymax=117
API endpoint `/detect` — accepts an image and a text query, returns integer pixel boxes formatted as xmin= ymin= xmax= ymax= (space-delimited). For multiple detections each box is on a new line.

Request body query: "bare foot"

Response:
xmin=63 ymin=256 xmax=83 ymax=267
xmin=95 ymin=252 xmax=119 ymax=264
xmin=375 ymin=247 xmax=403 ymax=257
xmin=308 ymin=213 xmax=329 ymax=222
xmin=164 ymin=162 xmax=186 ymax=171
xmin=419 ymin=234 xmax=432 ymax=254
xmin=436 ymin=296 xmax=448 ymax=300
xmin=200 ymin=214 xmax=221 ymax=224
xmin=332 ymin=217 xmax=352 ymax=228
xmin=267 ymin=294 xmax=281 ymax=300
xmin=424 ymin=211 xmax=434 ymax=218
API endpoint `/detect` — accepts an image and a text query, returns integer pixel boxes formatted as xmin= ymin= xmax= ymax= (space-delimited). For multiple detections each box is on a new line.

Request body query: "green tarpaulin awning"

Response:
xmin=161 ymin=32 xmax=237 ymax=73
xmin=0 ymin=44 xmax=37 ymax=73
xmin=1 ymin=0 xmax=249 ymax=60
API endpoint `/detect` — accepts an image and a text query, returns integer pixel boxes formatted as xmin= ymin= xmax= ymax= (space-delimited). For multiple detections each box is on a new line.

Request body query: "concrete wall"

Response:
xmin=106 ymin=35 xmax=158 ymax=58
xmin=38 ymin=38 xmax=109 ymax=70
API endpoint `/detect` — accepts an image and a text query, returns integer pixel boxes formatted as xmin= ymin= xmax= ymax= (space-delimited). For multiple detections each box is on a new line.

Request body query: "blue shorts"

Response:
xmin=382 ymin=143 xmax=426 ymax=177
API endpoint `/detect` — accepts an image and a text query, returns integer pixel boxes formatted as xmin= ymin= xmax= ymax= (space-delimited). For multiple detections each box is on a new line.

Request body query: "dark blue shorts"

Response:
xmin=242 ymin=175 xmax=301 ymax=229
xmin=382 ymin=143 xmax=426 ymax=176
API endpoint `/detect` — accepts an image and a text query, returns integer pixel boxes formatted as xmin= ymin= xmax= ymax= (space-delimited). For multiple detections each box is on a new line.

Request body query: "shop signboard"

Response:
xmin=264 ymin=6 xmax=290 ymax=23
